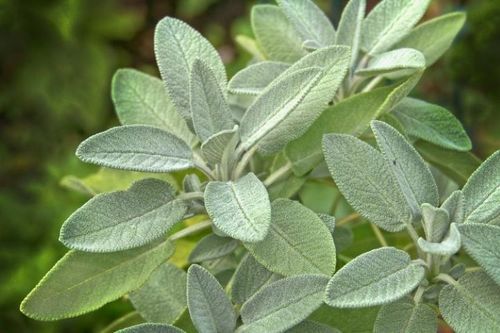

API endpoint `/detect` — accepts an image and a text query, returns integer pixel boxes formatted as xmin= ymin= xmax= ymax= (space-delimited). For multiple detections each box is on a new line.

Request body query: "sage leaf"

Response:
xmin=310 ymin=305 xmax=381 ymax=333
xmin=60 ymin=179 xmax=187 ymax=252
xmin=190 ymin=59 xmax=233 ymax=142
xmin=154 ymin=17 xmax=226 ymax=122
xmin=357 ymin=48 xmax=425 ymax=78
xmin=239 ymin=67 xmax=323 ymax=152
xmin=418 ymin=223 xmax=461 ymax=256
xmin=457 ymin=223 xmax=500 ymax=285
xmin=188 ymin=234 xmax=239 ymax=263
xmin=325 ymin=247 xmax=425 ymax=307
xmin=371 ymin=120 xmax=439 ymax=218
xmin=186 ymin=264 xmax=236 ymax=333
xmin=373 ymin=298 xmax=437 ymax=333
xmin=277 ymin=0 xmax=336 ymax=47
xmin=394 ymin=12 xmax=466 ymax=66
xmin=235 ymin=35 xmax=265 ymax=61
xmin=205 ymin=173 xmax=271 ymax=242
xmin=361 ymin=0 xmax=431 ymax=54
xmin=20 ymin=241 xmax=174 ymax=320
xmin=116 ymin=324 xmax=185 ymax=333
xmin=286 ymin=320 xmax=341 ymax=333
xmin=442 ymin=190 xmax=465 ymax=224
xmin=462 ymin=150 xmax=500 ymax=224
xmin=239 ymin=274 xmax=329 ymax=333
xmin=228 ymin=61 xmax=290 ymax=95
xmin=129 ymin=263 xmax=187 ymax=324
xmin=439 ymin=271 xmax=500 ymax=333
xmin=231 ymin=254 xmax=281 ymax=304
xmin=251 ymin=5 xmax=306 ymax=62
xmin=201 ymin=126 xmax=238 ymax=166
xmin=245 ymin=199 xmax=336 ymax=276
xmin=336 ymin=0 xmax=366 ymax=69
xmin=76 ymin=125 xmax=194 ymax=173
xmin=323 ymin=134 xmax=411 ymax=231
xmin=393 ymin=98 xmax=471 ymax=151
xmin=421 ymin=203 xmax=450 ymax=242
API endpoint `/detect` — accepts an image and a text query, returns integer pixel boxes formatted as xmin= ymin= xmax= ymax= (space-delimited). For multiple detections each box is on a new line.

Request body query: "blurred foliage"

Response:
xmin=0 ymin=0 xmax=498 ymax=332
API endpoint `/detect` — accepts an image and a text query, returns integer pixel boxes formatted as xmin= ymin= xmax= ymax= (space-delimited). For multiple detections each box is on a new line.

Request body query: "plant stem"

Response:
xmin=336 ymin=212 xmax=360 ymax=226
xmin=170 ymin=220 xmax=211 ymax=241
xmin=362 ymin=76 xmax=383 ymax=92
xmin=263 ymin=162 xmax=292 ymax=187
xmin=433 ymin=273 xmax=458 ymax=286
xmin=178 ymin=191 xmax=204 ymax=201
xmin=193 ymin=152 xmax=215 ymax=179
xmin=413 ymin=285 xmax=426 ymax=303
xmin=233 ymin=145 xmax=257 ymax=180
xmin=370 ymin=223 xmax=388 ymax=247
xmin=405 ymin=220 xmax=425 ymax=259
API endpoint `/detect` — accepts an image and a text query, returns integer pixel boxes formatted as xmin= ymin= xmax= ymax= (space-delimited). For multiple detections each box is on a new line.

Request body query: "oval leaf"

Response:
xmin=201 ymin=127 xmax=238 ymax=166
xmin=357 ymin=48 xmax=425 ymax=78
xmin=188 ymin=234 xmax=239 ymax=263
xmin=373 ymin=298 xmax=437 ymax=333
xmin=418 ymin=223 xmax=461 ymax=256
xmin=228 ymin=61 xmax=290 ymax=95
xmin=336 ymin=0 xmax=365 ymax=68
xmin=116 ymin=324 xmax=185 ymax=333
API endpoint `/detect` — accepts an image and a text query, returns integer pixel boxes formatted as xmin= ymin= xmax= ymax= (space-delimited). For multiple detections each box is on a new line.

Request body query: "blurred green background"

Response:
xmin=0 ymin=0 xmax=498 ymax=331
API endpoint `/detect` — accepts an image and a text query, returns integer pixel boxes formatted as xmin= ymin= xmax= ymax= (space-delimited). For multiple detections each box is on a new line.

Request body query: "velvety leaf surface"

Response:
xmin=116 ymin=323 xmax=185 ymax=333
xmin=188 ymin=234 xmax=239 ymax=263
xmin=285 ymin=320 xmax=341 ymax=333
xmin=228 ymin=61 xmax=290 ymax=95
xmin=336 ymin=0 xmax=365 ymax=68
xmin=441 ymin=190 xmax=465 ymax=225
xmin=421 ymin=203 xmax=450 ymax=243
xmin=357 ymin=48 xmax=425 ymax=78
xmin=418 ymin=223 xmax=461 ymax=256
xmin=373 ymin=298 xmax=437 ymax=333
xmin=200 ymin=127 xmax=238 ymax=166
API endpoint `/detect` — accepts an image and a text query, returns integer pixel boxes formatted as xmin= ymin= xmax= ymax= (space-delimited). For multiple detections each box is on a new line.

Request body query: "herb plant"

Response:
xmin=21 ymin=0 xmax=500 ymax=332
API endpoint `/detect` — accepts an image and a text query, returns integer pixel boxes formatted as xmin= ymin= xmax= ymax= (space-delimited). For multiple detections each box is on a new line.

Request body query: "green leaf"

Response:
xmin=421 ymin=203 xmax=450 ymax=242
xmin=394 ymin=12 xmax=466 ymax=66
xmin=239 ymin=274 xmax=329 ymax=333
xmin=205 ymin=173 xmax=271 ymax=242
xmin=20 ymin=241 xmax=174 ymax=320
xmin=239 ymin=67 xmax=323 ymax=152
xmin=310 ymin=305 xmax=380 ymax=333
xmin=371 ymin=120 xmax=438 ymax=218
xmin=116 ymin=324 xmax=185 ymax=333
xmin=393 ymin=98 xmax=471 ymax=151
xmin=201 ymin=126 xmax=238 ymax=166
xmin=457 ymin=223 xmax=500 ymax=286
xmin=325 ymin=247 xmax=425 ymax=307
xmin=286 ymin=74 xmax=421 ymax=176
xmin=244 ymin=199 xmax=335 ymax=276
xmin=336 ymin=0 xmax=366 ymax=68
xmin=333 ymin=226 xmax=354 ymax=253
xmin=285 ymin=320 xmax=341 ymax=333
xmin=462 ymin=151 xmax=500 ymax=224
xmin=323 ymin=134 xmax=410 ymax=231
xmin=442 ymin=190 xmax=465 ymax=224
xmin=154 ymin=17 xmax=226 ymax=122
xmin=235 ymin=35 xmax=265 ymax=61
xmin=418 ymin=223 xmax=461 ymax=256
xmin=129 ymin=263 xmax=187 ymax=324
xmin=186 ymin=264 xmax=236 ymax=333
xmin=415 ymin=140 xmax=481 ymax=186
xmin=188 ymin=234 xmax=239 ymax=263
xmin=361 ymin=0 xmax=431 ymax=54
xmin=267 ymin=175 xmax=306 ymax=201
xmin=76 ymin=125 xmax=194 ymax=173
xmin=228 ymin=61 xmax=290 ymax=95
xmin=190 ymin=59 xmax=234 ymax=142
xmin=101 ymin=312 xmax=144 ymax=333
xmin=231 ymin=253 xmax=281 ymax=304
xmin=357 ymin=48 xmax=425 ymax=78
xmin=277 ymin=0 xmax=336 ymax=47
xmin=251 ymin=5 xmax=306 ymax=62
xmin=439 ymin=271 xmax=500 ymax=333
xmin=373 ymin=298 xmax=437 ymax=333
xmin=111 ymin=69 xmax=197 ymax=147
xmin=60 ymin=179 xmax=187 ymax=252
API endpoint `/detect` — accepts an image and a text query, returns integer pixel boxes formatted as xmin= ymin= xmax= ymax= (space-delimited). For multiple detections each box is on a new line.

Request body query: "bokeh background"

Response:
xmin=0 ymin=0 xmax=498 ymax=331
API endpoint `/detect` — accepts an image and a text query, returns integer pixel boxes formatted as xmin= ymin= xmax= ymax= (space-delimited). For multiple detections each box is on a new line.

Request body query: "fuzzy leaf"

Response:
xmin=188 ymin=234 xmax=239 ymax=263
xmin=393 ymin=98 xmax=471 ymax=151
xmin=231 ymin=254 xmax=281 ymax=304
xmin=373 ymin=298 xmax=437 ymax=333
xmin=239 ymin=274 xmax=329 ymax=333
xmin=357 ymin=48 xmax=425 ymax=78
xmin=59 ymin=179 xmax=186 ymax=252
xmin=462 ymin=151 xmax=500 ymax=224
xmin=336 ymin=0 xmax=366 ymax=68
xmin=201 ymin=127 xmax=238 ymax=166
xmin=245 ymin=199 xmax=336 ymax=276
xmin=439 ymin=271 xmax=500 ymax=333
xmin=228 ymin=61 xmax=290 ymax=95
xmin=154 ymin=17 xmax=226 ymax=122
xmin=186 ymin=265 xmax=236 ymax=333
xmin=190 ymin=59 xmax=233 ymax=142
xmin=421 ymin=203 xmax=450 ymax=242
xmin=251 ymin=5 xmax=306 ymax=62
xmin=205 ymin=173 xmax=271 ymax=242
xmin=442 ymin=190 xmax=465 ymax=224
xmin=129 ymin=263 xmax=186 ymax=324
xmin=112 ymin=69 xmax=197 ymax=147
xmin=418 ymin=223 xmax=461 ymax=256
xmin=76 ymin=125 xmax=194 ymax=173
xmin=285 ymin=320 xmax=341 ymax=333
xmin=394 ymin=12 xmax=466 ymax=66
xmin=116 ymin=324 xmax=185 ymax=333
xmin=325 ymin=247 xmax=425 ymax=308
xmin=361 ymin=0 xmax=431 ymax=54
xmin=20 ymin=241 xmax=174 ymax=320
xmin=277 ymin=0 xmax=336 ymax=47
xmin=457 ymin=223 xmax=500 ymax=286
xmin=310 ymin=305 xmax=381 ymax=333
xmin=371 ymin=120 xmax=439 ymax=218
xmin=323 ymin=134 xmax=410 ymax=231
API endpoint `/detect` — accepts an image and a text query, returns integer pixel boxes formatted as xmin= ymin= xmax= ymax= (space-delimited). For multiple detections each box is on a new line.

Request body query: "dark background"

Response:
xmin=0 ymin=0 xmax=498 ymax=331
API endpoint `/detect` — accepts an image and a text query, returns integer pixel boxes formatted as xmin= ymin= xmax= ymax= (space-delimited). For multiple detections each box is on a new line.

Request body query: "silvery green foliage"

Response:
xmin=23 ymin=1 xmax=500 ymax=332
